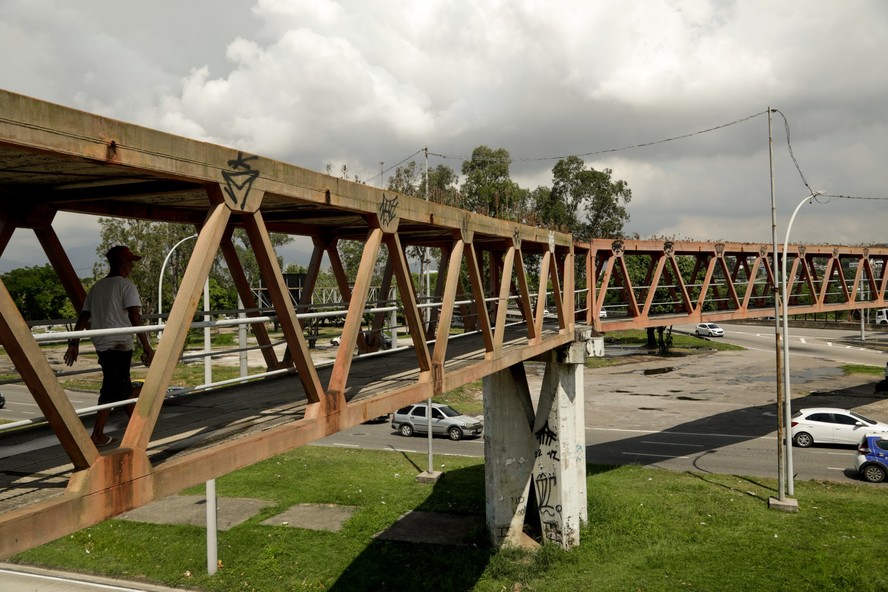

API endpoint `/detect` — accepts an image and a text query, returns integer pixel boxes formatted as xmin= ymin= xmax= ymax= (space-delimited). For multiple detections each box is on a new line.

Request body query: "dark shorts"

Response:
xmin=97 ymin=349 xmax=133 ymax=405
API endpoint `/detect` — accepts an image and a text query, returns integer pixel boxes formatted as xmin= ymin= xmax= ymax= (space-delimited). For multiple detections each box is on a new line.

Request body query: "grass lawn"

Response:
xmin=11 ymin=446 xmax=888 ymax=592
xmin=843 ymin=364 xmax=885 ymax=376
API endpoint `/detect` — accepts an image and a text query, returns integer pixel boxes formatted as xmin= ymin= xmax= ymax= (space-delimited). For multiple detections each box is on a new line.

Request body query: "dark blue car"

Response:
xmin=855 ymin=434 xmax=888 ymax=483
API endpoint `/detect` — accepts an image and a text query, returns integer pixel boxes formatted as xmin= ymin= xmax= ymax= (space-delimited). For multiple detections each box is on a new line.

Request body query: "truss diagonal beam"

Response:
xmin=126 ymin=194 xmax=232 ymax=450
xmin=385 ymin=231 xmax=432 ymax=374
xmin=243 ymin=209 xmax=324 ymax=405
xmin=327 ymin=226 xmax=383 ymax=406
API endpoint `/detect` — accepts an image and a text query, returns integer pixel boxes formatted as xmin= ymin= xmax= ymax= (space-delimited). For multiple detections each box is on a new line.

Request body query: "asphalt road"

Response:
xmin=0 ymin=384 xmax=97 ymax=422
xmin=315 ymin=323 xmax=888 ymax=486
xmin=0 ymin=564 xmax=182 ymax=592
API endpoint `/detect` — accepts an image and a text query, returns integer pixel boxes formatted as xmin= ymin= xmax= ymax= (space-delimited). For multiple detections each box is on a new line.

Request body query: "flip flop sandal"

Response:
xmin=95 ymin=436 xmax=118 ymax=447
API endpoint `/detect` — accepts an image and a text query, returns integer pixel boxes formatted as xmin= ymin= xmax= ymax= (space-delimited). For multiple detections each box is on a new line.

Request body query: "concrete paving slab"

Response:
xmin=261 ymin=503 xmax=357 ymax=532
xmin=375 ymin=511 xmax=484 ymax=546
xmin=118 ymin=495 xmax=271 ymax=530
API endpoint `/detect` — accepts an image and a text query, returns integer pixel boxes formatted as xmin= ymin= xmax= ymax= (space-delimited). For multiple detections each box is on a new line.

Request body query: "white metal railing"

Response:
xmin=3 ymin=285 xmax=582 ymax=433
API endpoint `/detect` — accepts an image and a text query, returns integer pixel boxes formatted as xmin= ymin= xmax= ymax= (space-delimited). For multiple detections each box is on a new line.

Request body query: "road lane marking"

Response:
xmin=622 ymin=452 xmax=691 ymax=459
xmin=640 ymin=440 xmax=704 ymax=447
xmin=588 ymin=426 xmax=767 ymax=440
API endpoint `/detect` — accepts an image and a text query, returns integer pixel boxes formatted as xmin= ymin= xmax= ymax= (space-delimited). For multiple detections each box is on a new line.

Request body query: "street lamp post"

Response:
xmin=780 ymin=192 xmax=820 ymax=498
xmin=767 ymin=108 xmax=786 ymax=502
xmin=157 ymin=234 xmax=198 ymax=340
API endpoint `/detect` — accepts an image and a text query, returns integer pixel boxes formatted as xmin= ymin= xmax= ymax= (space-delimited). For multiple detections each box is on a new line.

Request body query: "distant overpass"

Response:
xmin=580 ymin=238 xmax=888 ymax=332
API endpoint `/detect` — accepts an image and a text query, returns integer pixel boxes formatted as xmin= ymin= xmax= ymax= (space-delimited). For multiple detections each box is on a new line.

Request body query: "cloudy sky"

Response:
xmin=1 ymin=0 xmax=887 ymax=274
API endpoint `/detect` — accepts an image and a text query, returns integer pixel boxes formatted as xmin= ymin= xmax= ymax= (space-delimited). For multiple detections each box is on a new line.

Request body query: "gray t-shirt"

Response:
xmin=82 ymin=276 xmax=142 ymax=352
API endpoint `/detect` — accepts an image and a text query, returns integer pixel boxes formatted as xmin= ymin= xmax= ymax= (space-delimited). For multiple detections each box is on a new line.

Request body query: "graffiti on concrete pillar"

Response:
xmin=543 ymin=519 xmax=576 ymax=545
xmin=543 ymin=520 xmax=563 ymax=544
xmin=378 ymin=193 xmax=398 ymax=225
xmin=535 ymin=470 xmax=561 ymax=518
xmin=221 ymin=151 xmax=259 ymax=209
xmin=535 ymin=420 xmax=557 ymax=446
xmin=534 ymin=412 xmax=570 ymax=545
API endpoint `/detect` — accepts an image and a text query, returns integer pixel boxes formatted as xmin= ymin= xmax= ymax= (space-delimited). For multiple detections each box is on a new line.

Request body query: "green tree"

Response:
xmin=460 ymin=146 xmax=525 ymax=220
xmin=336 ymin=240 xmax=387 ymax=285
xmin=97 ymin=218 xmax=198 ymax=317
xmin=1 ymin=265 xmax=71 ymax=321
xmin=387 ymin=161 xmax=421 ymax=196
xmin=547 ymin=156 xmax=632 ymax=240
xmin=228 ymin=228 xmax=292 ymax=293
xmin=427 ymin=164 xmax=460 ymax=207
xmin=96 ymin=219 xmax=293 ymax=318
xmin=387 ymin=161 xmax=459 ymax=207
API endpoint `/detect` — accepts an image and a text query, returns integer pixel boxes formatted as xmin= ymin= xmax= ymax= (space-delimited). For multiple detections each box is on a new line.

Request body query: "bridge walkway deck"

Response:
xmin=0 ymin=325 xmax=560 ymax=516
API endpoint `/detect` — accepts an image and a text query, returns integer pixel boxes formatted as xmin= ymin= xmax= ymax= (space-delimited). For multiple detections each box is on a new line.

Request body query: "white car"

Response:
xmin=791 ymin=407 xmax=888 ymax=447
xmin=391 ymin=402 xmax=483 ymax=441
xmin=599 ymin=308 xmax=607 ymax=319
xmin=331 ymin=333 xmax=392 ymax=349
xmin=694 ymin=323 xmax=724 ymax=337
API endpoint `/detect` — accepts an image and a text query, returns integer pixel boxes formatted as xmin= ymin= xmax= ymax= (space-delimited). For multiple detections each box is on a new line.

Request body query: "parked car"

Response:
xmin=599 ymin=308 xmax=608 ymax=319
xmin=855 ymin=433 xmax=888 ymax=482
xmin=791 ymin=407 xmax=888 ymax=447
xmin=0 ymin=392 xmax=5 ymax=409
xmin=331 ymin=332 xmax=392 ymax=349
xmin=694 ymin=323 xmax=724 ymax=337
xmin=391 ymin=402 xmax=483 ymax=441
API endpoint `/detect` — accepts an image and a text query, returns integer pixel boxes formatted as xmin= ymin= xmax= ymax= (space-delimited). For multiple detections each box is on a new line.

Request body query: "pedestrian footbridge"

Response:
xmin=0 ymin=89 xmax=885 ymax=557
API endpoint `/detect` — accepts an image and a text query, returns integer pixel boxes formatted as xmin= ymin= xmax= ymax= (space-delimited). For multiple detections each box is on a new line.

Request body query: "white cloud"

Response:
xmin=1 ymin=0 xmax=888 ymax=272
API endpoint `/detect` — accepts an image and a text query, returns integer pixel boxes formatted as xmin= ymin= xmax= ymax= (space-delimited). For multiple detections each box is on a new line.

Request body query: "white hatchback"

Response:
xmin=694 ymin=323 xmax=724 ymax=337
xmin=791 ymin=407 xmax=888 ymax=447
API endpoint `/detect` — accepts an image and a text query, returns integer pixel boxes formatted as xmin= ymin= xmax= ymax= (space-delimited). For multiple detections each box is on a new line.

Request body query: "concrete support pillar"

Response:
xmin=483 ymin=363 xmax=537 ymax=548
xmin=533 ymin=350 xmax=584 ymax=548
xmin=483 ymin=326 xmax=593 ymax=550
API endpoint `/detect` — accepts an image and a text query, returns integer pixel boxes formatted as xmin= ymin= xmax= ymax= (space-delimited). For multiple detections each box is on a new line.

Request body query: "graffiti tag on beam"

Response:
xmin=221 ymin=151 xmax=260 ymax=209
xmin=378 ymin=193 xmax=399 ymax=226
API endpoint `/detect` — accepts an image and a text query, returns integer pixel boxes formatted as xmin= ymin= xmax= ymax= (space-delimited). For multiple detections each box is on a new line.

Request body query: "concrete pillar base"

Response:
xmin=502 ymin=531 xmax=540 ymax=551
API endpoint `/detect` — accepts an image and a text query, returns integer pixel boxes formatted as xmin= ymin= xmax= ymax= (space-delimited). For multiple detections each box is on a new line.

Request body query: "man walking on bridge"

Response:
xmin=64 ymin=245 xmax=154 ymax=447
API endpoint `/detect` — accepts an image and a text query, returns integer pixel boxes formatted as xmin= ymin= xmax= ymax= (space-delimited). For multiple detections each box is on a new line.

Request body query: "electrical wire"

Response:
xmin=770 ymin=108 xmax=814 ymax=196
xmin=361 ymin=148 xmax=425 ymax=186
xmin=428 ymin=110 xmax=770 ymax=164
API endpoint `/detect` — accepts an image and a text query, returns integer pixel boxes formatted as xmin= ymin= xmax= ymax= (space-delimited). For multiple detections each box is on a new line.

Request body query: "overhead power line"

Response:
xmin=429 ymin=109 xmax=770 ymax=164
xmin=353 ymin=109 xmax=888 ymax=202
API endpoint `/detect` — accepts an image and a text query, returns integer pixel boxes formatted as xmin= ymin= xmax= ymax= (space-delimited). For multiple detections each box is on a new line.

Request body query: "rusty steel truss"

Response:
xmin=0 ymin=89 xmax=581 ymax=556
xmin=582 ymin=238 xmax=888 ymax=332
xmin=0 ymin=89 xmax=885 ymax=557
